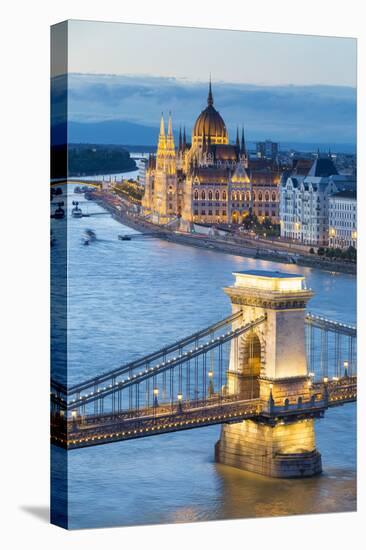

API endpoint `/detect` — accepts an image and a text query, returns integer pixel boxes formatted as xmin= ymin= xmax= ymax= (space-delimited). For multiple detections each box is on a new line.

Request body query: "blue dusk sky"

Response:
xmin=59 ymin=20 xmax=357 ymax=147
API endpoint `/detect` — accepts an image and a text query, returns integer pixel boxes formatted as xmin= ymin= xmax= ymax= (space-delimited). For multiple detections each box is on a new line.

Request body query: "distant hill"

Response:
xmin=51 ymin=119 xmax=356 ymax=155
xmin=68 ymin=120 xmax=161 ymax=146
xmin=68 ymin=144 xmax=136 ymax=176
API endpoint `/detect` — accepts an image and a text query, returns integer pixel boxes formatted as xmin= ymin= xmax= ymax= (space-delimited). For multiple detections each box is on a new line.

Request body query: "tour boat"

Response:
xmin=72 ymin=205 xmax=83 ymax=218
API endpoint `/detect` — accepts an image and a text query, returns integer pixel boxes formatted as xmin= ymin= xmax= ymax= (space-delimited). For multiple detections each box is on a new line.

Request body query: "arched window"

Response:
xmin=265 ymin=192 xmax=270 ymax=202
xmin=215 ymin=191 xmax=220 ymax=200
xmin=232 ymin=192 xmax=236 ymax=201
xmin=194 ymin=189 xmax=198 ymax=200
xmin=245 ymin=192 xmax=250 ymax=201
xmin=258 ymin=192 xmax=263 ymax=202
xmin=272 ymin=192 xmax=276 ymax=202
xmin=223 ymin=191 xmax=227 ymax=200
xmin=208 ymin=190 xmax=213 ymax=200
xmin=201 ymin=190 xmax=205 ymax=200
xmin=252 ymin=191 xmax=256 ymax=201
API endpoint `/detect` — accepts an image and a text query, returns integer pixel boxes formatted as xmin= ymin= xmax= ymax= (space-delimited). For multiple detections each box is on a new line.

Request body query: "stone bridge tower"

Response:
xmin=215 ymin=270 xmax=322 ymax=478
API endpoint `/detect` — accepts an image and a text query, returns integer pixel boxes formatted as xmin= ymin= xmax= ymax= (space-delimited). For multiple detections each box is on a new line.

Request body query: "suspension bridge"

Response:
xmin=51 ymin=270 xmax=356 ymax=477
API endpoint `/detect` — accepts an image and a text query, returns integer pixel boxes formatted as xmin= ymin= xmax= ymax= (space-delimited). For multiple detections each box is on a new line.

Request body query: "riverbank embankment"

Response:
xmin=86 ymin=191 xmax=356 ymax=276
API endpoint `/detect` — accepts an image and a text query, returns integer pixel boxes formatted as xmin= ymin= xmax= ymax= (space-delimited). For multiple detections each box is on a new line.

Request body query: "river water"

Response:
xmin=51 ymin=184 xmax=356 ymax=529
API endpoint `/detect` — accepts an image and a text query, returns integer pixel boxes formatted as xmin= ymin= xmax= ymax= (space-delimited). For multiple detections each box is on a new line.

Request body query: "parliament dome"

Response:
xmin=192 ymin=81 xmax=228 ymax=145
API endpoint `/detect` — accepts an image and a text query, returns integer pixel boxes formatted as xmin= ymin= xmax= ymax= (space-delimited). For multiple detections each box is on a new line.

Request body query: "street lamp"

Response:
xmin=177 ymin=393 xmax=183 ymax=413
xmin=208 ymin=370 xmax=214 ymax=397
xmin=153 ymin=388 xmax=159 ymax=408
xmin=268 ymin=383 xmax=274 ymax=413
xmin=323 ymin=377 xmax=329 ymax=403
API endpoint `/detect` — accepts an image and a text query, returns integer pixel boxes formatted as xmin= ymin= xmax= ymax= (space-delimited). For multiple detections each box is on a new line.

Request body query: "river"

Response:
xmin=51 ymin=183 xmax=356 ymax=529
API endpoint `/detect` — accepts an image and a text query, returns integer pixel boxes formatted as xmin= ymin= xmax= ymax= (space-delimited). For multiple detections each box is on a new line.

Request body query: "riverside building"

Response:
xmin=142 ymin=82 xmax=283 ymax=227
xmin=279 ymin=155 xmax=356 ymax=246
xmin=328 ymin=190 xmax=357 ymax=249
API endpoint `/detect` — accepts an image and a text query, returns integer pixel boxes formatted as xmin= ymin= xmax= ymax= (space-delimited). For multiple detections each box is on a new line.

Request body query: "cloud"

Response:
xmin=53 ymin=73 xmax=356 ymax=144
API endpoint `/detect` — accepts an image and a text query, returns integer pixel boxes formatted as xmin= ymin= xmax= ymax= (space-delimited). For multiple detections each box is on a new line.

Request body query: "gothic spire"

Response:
xmin=241 ymin=126 xmax=247 ymax=155
xmin=166 ymin=112 xmax=175 ymax=151
xmin=179 ymin=126 xmax=182 ymax=151
xmin=159 ymin=113 xmax=165 ymax=138
xmin=157 ymin=113 xmax=166 ymax=154
xmin=236 ymin=127 xmax=240 ymax=147
xmin=167 ymin=112 xmax=173 ymax=137
xmin=183 ymin=126 xmax=187 ymax=149
xmin=207 ymin=74 xmax=213 ymax=107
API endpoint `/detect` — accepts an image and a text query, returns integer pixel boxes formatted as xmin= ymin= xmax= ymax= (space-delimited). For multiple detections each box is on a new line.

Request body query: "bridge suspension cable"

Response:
xmin=66 ymin=315 xmax=267 ymax=410
xmin=305 ymin=313 xmax=356 ymax=382
xmin=65 ymin=311 xmax=243 ymax=395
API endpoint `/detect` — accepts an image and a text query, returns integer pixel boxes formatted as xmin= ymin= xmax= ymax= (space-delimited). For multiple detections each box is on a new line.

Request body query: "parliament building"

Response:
xmin=142 ymin=81 xmax=282 ymax=227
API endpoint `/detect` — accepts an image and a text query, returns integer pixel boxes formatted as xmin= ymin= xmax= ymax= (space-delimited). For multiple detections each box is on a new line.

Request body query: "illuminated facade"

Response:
xmin=328 ymin=190 xmax=357 ymax=249
xmin=279 ymin=155 xmax=356 ymax=246
xmin=142 ymin=82 xmax=281 ymax=226
xmin=216 ymin=270 xmax=322 ymax=478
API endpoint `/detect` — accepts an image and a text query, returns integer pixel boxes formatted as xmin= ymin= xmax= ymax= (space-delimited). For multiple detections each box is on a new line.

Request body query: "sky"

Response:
xmin=66 ymin=20 xmax=356 ymax=87
xmin=53 ymin=20 xmax=357 ymax=146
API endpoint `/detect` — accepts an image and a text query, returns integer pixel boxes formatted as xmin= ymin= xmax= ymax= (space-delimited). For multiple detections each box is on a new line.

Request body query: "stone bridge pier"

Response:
xmin=215 ymin=270 xmax=322 ymax=478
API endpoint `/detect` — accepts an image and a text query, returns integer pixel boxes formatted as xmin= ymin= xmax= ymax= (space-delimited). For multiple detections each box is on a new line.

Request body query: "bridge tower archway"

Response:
xmin=217 ymin=269 xmax=323 ymax=478
xmin=229 ymin=329 xmax=264 ymax=398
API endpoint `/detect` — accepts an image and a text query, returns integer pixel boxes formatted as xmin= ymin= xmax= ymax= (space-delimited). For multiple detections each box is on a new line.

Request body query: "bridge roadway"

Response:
xmin=51 ymin=377 xmax=356 ymax=450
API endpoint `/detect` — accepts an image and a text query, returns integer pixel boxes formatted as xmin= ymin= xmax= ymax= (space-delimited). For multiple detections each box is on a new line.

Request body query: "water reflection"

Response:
xmin=52 ymin=184 xmax=356 ymax=529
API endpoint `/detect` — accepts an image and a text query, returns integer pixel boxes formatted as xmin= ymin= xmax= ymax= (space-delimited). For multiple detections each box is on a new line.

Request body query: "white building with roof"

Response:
xmin=328 ymin=190 xmax=357 ymax=249
xmin=279 ymin=156 xmax=356 ymax=246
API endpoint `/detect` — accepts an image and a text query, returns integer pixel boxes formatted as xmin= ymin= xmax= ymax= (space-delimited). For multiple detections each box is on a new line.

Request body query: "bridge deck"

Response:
xmin=51 ymin=378 xmax=356 ymax=450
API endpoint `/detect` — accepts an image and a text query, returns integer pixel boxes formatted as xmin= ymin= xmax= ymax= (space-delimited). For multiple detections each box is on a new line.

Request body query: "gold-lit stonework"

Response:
xmin=216 ymin=270 xmax=322 ymax=478
xmin=142 ymin=81 xmax=282 ymax=227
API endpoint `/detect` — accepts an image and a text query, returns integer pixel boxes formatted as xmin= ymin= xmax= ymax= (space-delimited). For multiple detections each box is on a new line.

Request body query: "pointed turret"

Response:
xmin=183 ymin=126 xmax=187 ymax=149
xmin=241 ymin=126 xmax=247 ymax=155
xmin=164 ymin=112 xmax=176 ymax=175
xmin=158 ymin=113 xmax=166 ymax=151
xmin=236 ymin=127 xmax=240 ymax=148
xmin=167 ymin=112 xmax=173 ymax=137
xmin=207 ymin=74 xmax=213 ymax=107
xmin=178 ymin=127 xmax=182 ymax=151
xmin=166 ymin=112 xmax=175 ymax=149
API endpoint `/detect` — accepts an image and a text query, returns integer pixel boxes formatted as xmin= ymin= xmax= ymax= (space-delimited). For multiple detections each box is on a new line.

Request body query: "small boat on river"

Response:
xmin=72 ymin=201 xmax=83 ymax=218
xmin=82 ymin=229 xmax=97 ymax=245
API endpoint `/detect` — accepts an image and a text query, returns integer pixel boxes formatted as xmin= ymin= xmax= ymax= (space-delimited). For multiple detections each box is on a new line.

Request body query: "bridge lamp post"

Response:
xmin=323 ymin=377 xmax=329 ymax=404
xmin=268 ymin=383 xmax=275 ymax=413
xmin=153 ymin=388 xmax=159 ymax=409
xmin=208 ymin=370 xmax=214 ymax=397
xmin=177 ymin=393 xmax=183 ymax=413
xmin=71 ymin=410 xmax=77 ymax=431
xmin=344 ymin=360 xmax=349 ymax=378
